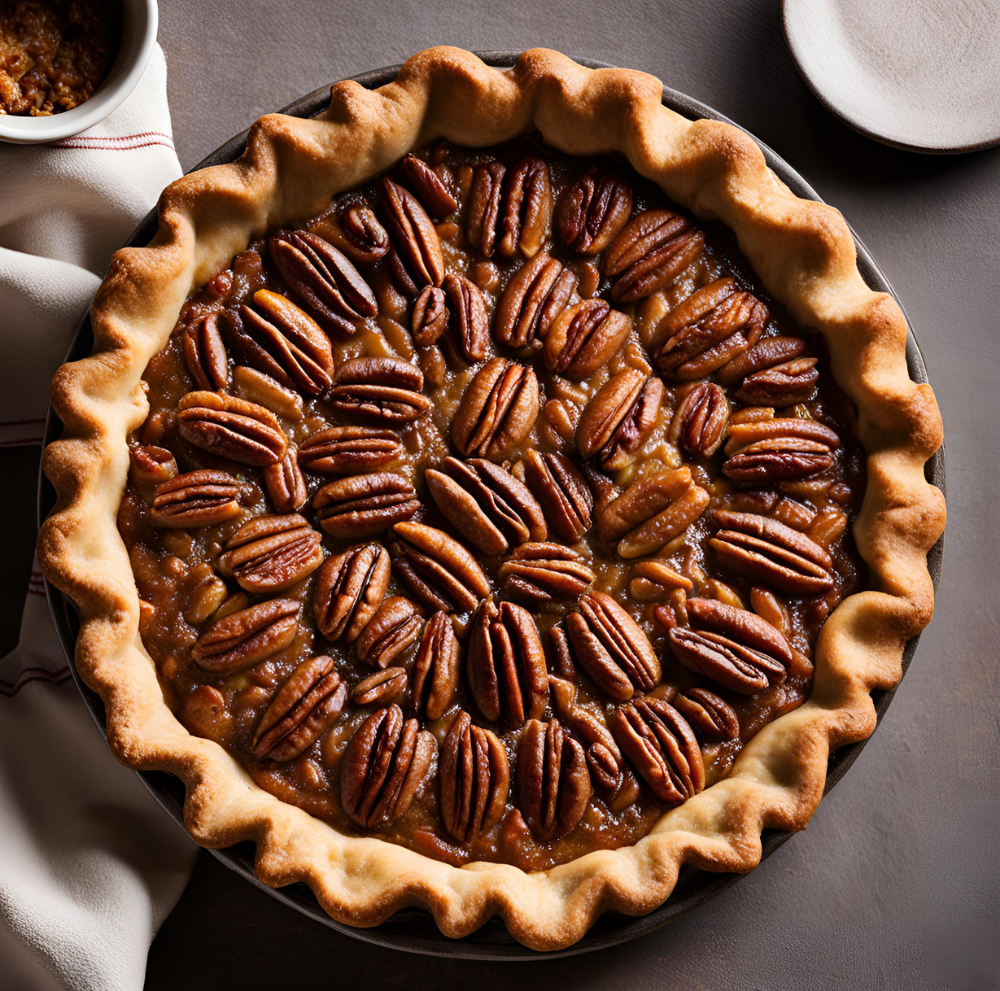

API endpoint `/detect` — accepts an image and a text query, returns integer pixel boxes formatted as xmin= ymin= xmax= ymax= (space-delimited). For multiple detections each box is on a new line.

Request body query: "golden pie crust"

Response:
xmin=38 ymin=47 xmax=945 ymax=950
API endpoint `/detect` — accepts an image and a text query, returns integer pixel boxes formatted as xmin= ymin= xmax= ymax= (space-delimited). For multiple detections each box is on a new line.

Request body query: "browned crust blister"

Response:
xmin=37 ymin=47 xmax=945 ymax=950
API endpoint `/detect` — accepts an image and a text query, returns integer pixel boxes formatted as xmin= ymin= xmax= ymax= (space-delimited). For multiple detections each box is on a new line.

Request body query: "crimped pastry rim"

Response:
xmin=37 ymin=47 xmax=946 ymax=951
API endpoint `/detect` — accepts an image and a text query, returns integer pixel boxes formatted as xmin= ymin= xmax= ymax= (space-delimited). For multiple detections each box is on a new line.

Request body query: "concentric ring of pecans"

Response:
xmin=144 ymin=139 xmax=855 ymax=854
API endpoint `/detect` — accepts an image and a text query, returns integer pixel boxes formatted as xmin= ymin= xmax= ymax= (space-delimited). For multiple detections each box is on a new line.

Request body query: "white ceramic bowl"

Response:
xmin=0 ymin=0 xmax=158 ymax=145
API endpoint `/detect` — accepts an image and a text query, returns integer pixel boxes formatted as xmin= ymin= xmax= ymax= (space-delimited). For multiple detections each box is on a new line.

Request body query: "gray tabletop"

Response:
xmin=12 ymin=0 xmax=1000 ymax=987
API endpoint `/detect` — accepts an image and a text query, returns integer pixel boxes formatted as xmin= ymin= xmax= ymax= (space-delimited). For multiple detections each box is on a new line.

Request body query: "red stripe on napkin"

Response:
xmin=54 ymin=130 xmax=176 ymax=152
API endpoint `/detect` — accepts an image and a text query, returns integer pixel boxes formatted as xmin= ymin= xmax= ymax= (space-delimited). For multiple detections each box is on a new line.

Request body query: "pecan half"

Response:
xmin=669 ymin=382 xmax=730 ymax=457
xmin=708 ymin=509 xmax=834 ymax=594
xmin=323 ymin=203 xmax=390 ymax=267
xmin=498 ymin=156 xmax=552 ymax=259
xmin=667 ymin=628 xmax=771 ymax=694
xmin=451 ymin=358 xmax=539 ymax=460
xmin=517 ymin=718 xmax=592 ymax=841
xmin=324 ymin=356 xmax=431 ymax=424
xmin=352 ymin=666 xmax=408 ymax=707
xmin=355 ymin=596 xmax=424 ymax=668
xmin=253 ymin=655 xmax=347 ymax=760
xmin=443 ymin=272 xmax=489 ymax=363
xmin=340 ymin=704 xmax=436 ymax=828
xmin=312 ymin=472 xmax=419 ymax=539
xmin=557 ymin=166 xmax=634 ymax=254
xmin=229 ymin=290 xmax=335 ymax=395
xmin=498 ymin=542 xmax=595 ymax=604
xmin=398 ymin=153 xmax=458 ymax=219
xmin=425 ymin=456 xmax=547 ymax=556
xmin=668 ymin=597 xmax=792 ymax=694
xmin=493 ymin=252 xmax=577 ymax=348
xmin=724 ymin=417 xmax=840 ymax=454
xmin=410 ymin=611 xmax=461 ymax=720
xmin=723 ymin=418 xmax=840 ymax=484
xmin=182 ymin=564 xmax=227 ymax=625
xmin=130 ymin=445 xmax=178 ymax=487
xmin=390 ymin=521 xmax=491 ymax=613
xmin=177 ymin=391 xmax=287 ymax=466
xmin=466 ymin=160 xmax=505 ymax=257
xmin=419 ymin=346 xmax=446 ymax=388
xmin=262 ymin=449 xmax=308 ymax=513
xmin=809 ymin=506 xmax=849 ymax=548
xmin=576 ymin=368 xmax=664 ymax=470
xmin=544 ymin=299 xmax=632 ymax=380
xmin=149 ymin=469 xmax=241 ymax=528
xmin=412 ymin=285 xmax=449 ymax=346
xmin=380 ymin=176 xmax=445 ymax=289
xmin=231 ymin=365 xmax=304 ymax=422
xmin=716 ymin=335 xmax=808 ymax=387
xmin=468 ymin=598 xmax=548 ymax=728
xmin=298 ymin=425 xmax=403 ymax=475
xmin=217 ymin=514 xmax=323 ymax=592
xmin=603 ymin=209 xmax=704 ymax=302
xmin=736 ymin=358 xmax=820 ymax=407
xmin=672 ymin=687 xmax=740 ymax=741
xmin=191 ymin=598 xmax=299 ymax=673
xmin=597 ymin=467 xmax=710 ymax=558
xmin=313 ymin=542 xmax=391 ymax=642
xmin=771 ymin=498 xmax=821 ymax=535
xmin=610 ymin=696 xmax=704 ymax=806
xmin=549 ymin=674 xmax=636 ymax=805
xmin=565 ymin=591 xmax=660 ymax=701
xmin=523 ymin=449 xmax=593 ymax=542
xmin=269 ymin=230 xmax=377 ymax=336
xmin=547 ymin=622 xmax=576 ymax=680
xmin=440 ymin=710 xmax=509 ymax=843
xmin=582 ymin=462 xmax=618 ymax=519
xmin=180 ymin=684 xmax=229 ymax=740
xmin=629 ymin=559 xmax=693 ymax=600
xmin=385 ymin=248 xmax=421 ymax=300
xmin=183 ymin=312 xmax=229 ymax=390
xmin=655 ymin=278 xmax=768 ymax=380
xmin=222 ymin=247 xmax=266 ymax=304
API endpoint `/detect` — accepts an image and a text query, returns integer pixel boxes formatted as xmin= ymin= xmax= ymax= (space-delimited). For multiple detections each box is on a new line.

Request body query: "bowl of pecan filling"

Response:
xmin=0 ymin=0 xmax=157 ymax=144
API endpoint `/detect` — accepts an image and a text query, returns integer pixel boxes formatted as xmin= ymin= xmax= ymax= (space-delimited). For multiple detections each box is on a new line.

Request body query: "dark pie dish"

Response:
xmin=38 ymin=48 xmax=946 ymax=952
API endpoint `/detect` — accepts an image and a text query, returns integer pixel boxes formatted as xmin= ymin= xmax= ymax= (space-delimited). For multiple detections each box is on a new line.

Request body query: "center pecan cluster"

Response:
xmin=128 ymin=140 xmax=852 ymax=858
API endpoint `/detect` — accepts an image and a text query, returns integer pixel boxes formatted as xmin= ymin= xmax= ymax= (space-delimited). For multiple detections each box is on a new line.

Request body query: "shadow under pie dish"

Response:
xmin=38 ymin=47 xmax=946 ymax=951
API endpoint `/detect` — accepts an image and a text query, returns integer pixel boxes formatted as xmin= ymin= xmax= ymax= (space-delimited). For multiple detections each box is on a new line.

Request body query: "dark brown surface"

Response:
xmin=0 ymin=447 xmax=40 ymax=656
xmin=6 ymin=0 xmax=997 ymax=986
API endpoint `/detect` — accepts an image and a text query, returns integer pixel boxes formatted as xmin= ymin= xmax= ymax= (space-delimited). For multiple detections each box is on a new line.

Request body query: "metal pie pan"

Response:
xmin=39 ymin=51 xmax=945 ymax=959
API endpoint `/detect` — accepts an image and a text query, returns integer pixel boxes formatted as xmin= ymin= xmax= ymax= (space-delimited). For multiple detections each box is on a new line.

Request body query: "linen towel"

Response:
xmin=0 ymin=44 xmax=198 ymax=991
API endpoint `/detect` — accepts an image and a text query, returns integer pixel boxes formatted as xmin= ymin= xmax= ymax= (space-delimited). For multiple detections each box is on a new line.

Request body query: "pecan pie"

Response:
xmin=39 ymin=48 xmax=945 ymax=950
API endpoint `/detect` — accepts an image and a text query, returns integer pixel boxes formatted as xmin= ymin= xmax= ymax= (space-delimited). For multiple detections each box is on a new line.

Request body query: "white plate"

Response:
xmin=783 ymin=0 xmax=1000 ymax=153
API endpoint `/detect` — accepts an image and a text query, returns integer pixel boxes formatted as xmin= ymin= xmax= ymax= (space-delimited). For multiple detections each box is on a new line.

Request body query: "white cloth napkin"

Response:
xmin=0 ymin=45 xmax=181 ymax=445
xmin=0 ymin=44 xmax=197 ymax=991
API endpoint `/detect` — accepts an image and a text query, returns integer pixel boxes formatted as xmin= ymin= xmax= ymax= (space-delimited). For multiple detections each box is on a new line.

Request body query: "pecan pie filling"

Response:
xmin=0 ymin=0 xmax=119 ymax=116
xmin=118 ymin=137 xmax=865 ymax=871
